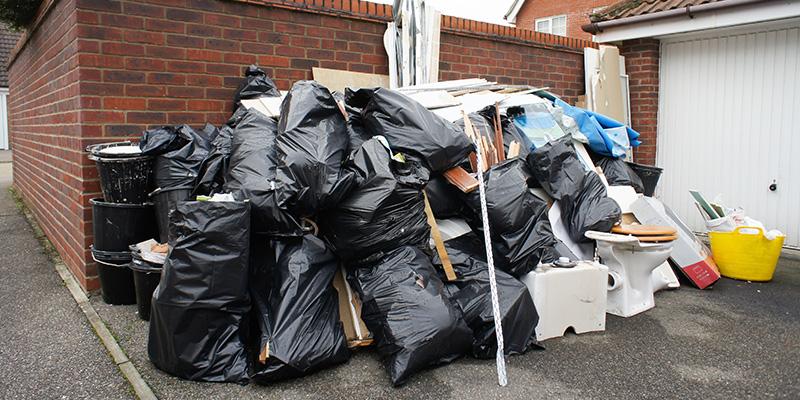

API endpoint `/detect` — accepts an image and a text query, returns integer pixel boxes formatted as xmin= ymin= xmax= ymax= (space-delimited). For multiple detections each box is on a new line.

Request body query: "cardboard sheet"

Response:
xmin=332 ymin=267 xmax=373 ymax=347
xmin=594 ymin=45 xmax=625 ymax=123
xmin=312 ymin=67 xmax=389 ymax=93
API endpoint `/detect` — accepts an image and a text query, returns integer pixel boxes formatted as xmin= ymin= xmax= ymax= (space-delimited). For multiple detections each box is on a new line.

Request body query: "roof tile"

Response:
xmin=590 ymin=0 xmax=722 ymax=22
xmin=0 ymin=22 xmax=22 ymax=87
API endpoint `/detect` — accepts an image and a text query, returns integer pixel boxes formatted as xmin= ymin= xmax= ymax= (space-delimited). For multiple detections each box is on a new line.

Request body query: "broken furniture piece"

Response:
xmin=520 ymin=260 xmax=608 ymax=341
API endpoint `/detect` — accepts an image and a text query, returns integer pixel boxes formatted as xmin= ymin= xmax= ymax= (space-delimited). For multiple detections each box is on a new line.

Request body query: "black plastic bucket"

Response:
xmin=151 ymin=186 xmax=193 ymax=243
xmin=92 ymin=246 xmax=136 ymax=305
xmin=88 ymin=142 xmax=154 ymax=204
xmin=626 ymin=162 xmax=663 ymax=197
xmin=129 ymin=250 xmax=163 ymax=321
xmin=91 ymin=199 xmax=158 ymax=252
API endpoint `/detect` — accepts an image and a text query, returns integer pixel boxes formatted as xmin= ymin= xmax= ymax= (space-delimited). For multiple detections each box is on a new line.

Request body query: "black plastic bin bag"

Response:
xmin=250 ymin=234 xmax=350 ymax=383
xmin=320 ymin=138 xmax=429 ymax=262
xmin=527 ymin=136 xmax=621 ymax=242
xmin=333 ymin=91 xmax=372 ymax=156
xmin=233 ymin=65 xmax=280 ymax=110
xmin=465 ymin=158 xmax=572 ymax=277
xmin=139 ymin=125 xmax=185 ymax=156
xmin=276 ymin=81 xmax=355 ymax=216
xmin=147 ymin=200 xmax=251 ymax=383
xmin=224 ymin=108 xmax=302 ymax=237
xmin=433 ymin=233 xmax=540 ymax=359
xmin=139 ymin=125 xmax=210 ymax=190
xmin=347 ymin=246 xmax=472 ymax=386
xmin=593 ymin=156 xmax=645 ymax=193
xmin=424 ymin=174 xmax=465 ymax=219
xmin=193 ymin=125 xmax=232 ymax=196
xmin=345 ymin=87 xmax=473 ymax=173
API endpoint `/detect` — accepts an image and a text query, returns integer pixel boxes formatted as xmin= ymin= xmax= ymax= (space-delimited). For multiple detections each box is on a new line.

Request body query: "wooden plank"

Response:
xmin=480 ymin=135 xmax=491 ymax=171
xmin=460 ymin=111 xmax=483 ymax=173
xmin=258 ymin=343 xmax=269 ymax=364
xmin=423 ymin=192 xmax=457 ymax=282
xmin=443 ymin=166 xmax=478 ymax=193
xmin=468 ymin=152 xmax=478 ymax=172
xmin=335 ymin=99 xmax=348 ymax=118
xmin=493 ymin=103 xmax=505 ymax=162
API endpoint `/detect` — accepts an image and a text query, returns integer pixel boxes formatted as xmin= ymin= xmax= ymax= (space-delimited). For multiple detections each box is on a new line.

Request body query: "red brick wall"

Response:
xmin=9 ymin=0 xmax=594 ymax=290
xmin=7 ymin=0 xmax=97 ymax=288
xmin=439 ymin=20 xmax=586 ymax=102
xmin=620 ymin=38 xmax=659 ymax=166
xmin=515 ymin=0 xmax=614 ymax=40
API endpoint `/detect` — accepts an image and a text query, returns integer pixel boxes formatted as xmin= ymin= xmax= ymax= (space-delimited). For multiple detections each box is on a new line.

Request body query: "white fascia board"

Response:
xmin=594 ymin=0 xmax=800 ymax=42
xmin=504 ymin=0 xmax=525 ymax=24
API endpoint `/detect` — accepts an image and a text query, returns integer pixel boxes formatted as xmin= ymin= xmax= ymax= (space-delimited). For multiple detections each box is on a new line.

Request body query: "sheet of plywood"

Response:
xmin=594 ymin=45 xmax=625 ymax=122
xmin=312 ymin=67 xmax=389 ymax=93
xmin=443 ymin=166 xmax=478 ymax=193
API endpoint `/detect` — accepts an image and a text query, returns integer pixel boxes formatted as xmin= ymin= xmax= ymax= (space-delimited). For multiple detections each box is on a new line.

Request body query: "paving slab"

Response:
xmin=0 ymin=182 xmax=133 ymax=399
xmin=93 ymin=253 xmax=800 ymax=399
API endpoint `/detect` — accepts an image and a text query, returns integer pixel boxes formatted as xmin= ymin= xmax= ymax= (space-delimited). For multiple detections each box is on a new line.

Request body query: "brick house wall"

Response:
xmin=8 ymin=0 xmax=90 ymax=286
xmin=620 ymin=38 xmax=659 ymax=166
xmin=514 ymin=0 xmax=615 ymax=40
xmin=8 ymin=0 xmax=597 ymax=291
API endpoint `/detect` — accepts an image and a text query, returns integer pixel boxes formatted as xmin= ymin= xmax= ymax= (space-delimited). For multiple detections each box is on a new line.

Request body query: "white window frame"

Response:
xmin=534 ymin=14 xmax=567 ymax=36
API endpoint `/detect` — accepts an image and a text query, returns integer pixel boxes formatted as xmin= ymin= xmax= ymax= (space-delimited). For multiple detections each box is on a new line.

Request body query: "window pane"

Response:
xmin=536 ymin=19 xmax=550 ymax=33
xmin=552 ymin=16 xmax=566 ymax=36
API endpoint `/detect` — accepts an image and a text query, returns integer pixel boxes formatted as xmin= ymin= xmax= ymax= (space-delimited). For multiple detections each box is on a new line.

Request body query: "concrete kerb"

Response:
xmin=9 ymin=187 xmax=158 ymax=400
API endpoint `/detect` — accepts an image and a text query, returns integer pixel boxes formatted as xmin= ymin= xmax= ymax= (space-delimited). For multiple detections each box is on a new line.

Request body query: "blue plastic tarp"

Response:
xmin=550 ymin=97 xmax=641 ymax=158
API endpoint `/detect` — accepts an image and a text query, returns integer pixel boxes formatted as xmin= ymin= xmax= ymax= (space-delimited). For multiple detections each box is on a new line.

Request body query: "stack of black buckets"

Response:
xmin=88 ymin=142 xmax=163 ymax=321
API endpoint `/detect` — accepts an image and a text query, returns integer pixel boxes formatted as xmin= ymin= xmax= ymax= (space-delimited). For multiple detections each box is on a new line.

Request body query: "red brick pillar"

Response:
xmin=620 ymin=38 xmax=659 ymax=166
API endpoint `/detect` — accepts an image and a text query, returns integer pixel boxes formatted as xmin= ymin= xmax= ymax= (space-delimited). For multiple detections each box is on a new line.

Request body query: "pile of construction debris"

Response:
xmin=88 ymin=65 xmax=731 ymax=387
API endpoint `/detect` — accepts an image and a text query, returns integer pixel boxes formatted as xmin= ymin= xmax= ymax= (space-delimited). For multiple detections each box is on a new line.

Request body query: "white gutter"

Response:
xmin=504 ymin=0 xmax=525 ymax=24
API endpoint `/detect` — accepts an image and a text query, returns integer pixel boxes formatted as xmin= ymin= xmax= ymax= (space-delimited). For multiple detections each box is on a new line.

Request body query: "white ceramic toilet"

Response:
xmin=520 ymin=259 xmax=608 ymax=341
xmin=585 ymin=230 xmax=675 ymax=317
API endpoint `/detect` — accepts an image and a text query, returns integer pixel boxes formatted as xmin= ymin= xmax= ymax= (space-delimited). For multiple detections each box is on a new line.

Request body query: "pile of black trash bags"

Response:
xmin=146 ymin=66 xmax=621 ymax=386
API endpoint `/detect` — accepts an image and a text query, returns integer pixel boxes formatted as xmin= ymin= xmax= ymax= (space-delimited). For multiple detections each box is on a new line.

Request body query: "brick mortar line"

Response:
xmin=11 ymin=188 xmax=157 ymax=400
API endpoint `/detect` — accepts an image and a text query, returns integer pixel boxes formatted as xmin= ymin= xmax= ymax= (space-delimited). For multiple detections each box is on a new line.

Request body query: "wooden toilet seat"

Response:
xmin=611 ymin=224 xmax=678 ymax=242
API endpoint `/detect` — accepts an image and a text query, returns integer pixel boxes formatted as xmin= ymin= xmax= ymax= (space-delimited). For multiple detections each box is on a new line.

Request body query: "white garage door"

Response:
xmin=656 ymin=19 xmax=800 ymax=248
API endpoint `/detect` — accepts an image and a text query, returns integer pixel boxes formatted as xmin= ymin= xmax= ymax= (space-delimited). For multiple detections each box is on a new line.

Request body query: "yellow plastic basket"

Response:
xmin=708 ymin=226 xmax=785 ymax=282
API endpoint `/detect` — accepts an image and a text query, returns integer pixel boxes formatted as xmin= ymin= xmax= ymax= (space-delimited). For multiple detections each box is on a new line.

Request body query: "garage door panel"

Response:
xmin=656 ymin=22 xmax=800 ymax=248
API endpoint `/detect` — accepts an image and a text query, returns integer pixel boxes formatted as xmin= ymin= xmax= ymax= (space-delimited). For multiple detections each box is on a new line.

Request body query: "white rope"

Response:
xmin=91 ymin=251 xmax=129 ymax=268
xmin=473 ymin=146 xmax=508 ymax=387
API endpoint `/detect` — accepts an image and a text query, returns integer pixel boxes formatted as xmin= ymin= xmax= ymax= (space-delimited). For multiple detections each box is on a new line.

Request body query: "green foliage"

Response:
xmin=0 ymin=0 xmax=43 ymax=30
